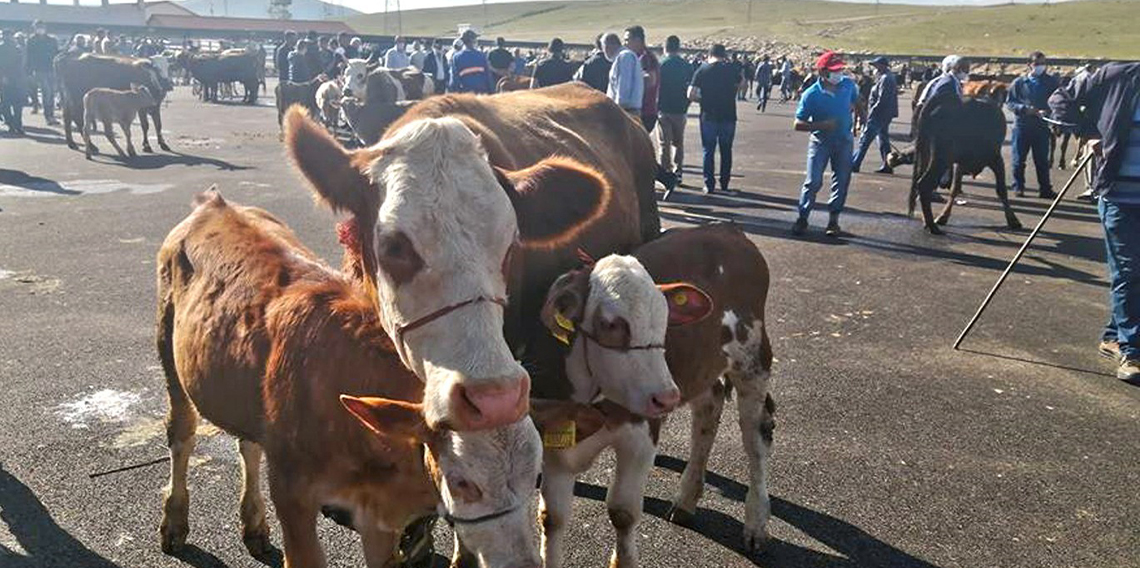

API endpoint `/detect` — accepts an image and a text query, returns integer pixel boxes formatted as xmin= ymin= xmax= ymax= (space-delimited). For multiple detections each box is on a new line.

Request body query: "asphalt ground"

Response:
xmin=1 ymin=80 xmax=1138 ymax=568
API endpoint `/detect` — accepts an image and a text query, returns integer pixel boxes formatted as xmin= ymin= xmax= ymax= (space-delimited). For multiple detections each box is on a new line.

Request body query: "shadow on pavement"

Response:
xmin=957 ymin=347 xmax=1114 ymax=378
xmin=0 ymin=169 xmax=80 ymax=196
xmin=0 ymin=465 xmax=122 ymax=568
xmin=91 ymin=150 xmax=252 ymax=172
xmin=611 ymin=455 xmax=944 ymax=568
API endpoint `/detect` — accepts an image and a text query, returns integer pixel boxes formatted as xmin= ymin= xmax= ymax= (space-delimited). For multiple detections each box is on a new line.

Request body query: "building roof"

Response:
xmin=146 ymin=13 xmax=354 ymax=34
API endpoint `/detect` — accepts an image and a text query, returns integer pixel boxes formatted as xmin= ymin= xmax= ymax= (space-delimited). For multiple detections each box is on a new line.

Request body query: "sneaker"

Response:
xmin=1099 ymin=340 xmax=1122 ymax=361
xmin=874 ymin=165 xmax=894 ymax=175
xmin=791 ymin=217 xmax=808 ymax=236
xmin=702 ymin=186 xmax=714 ymax=195
xmin=825 ymin=221 xmax=842 ymax=237
xmin=1116 ymin=359 xmax=1140 ymax=382
xmin=1076 ymin=189 xmax=1096 ymax=202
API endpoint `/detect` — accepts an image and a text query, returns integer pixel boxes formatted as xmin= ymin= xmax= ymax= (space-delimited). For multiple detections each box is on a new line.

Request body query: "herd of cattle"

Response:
xmin=154 ymin=83 xmax=775 ymax=568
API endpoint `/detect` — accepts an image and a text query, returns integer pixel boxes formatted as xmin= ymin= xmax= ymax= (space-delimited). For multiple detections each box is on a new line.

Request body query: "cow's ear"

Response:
xmin=285 ymin=105 xmax=383 ymax=218
xmin=339 ymin=395 xmax=430 ymax=443
xmin=530 ymin=399 xmax=606 ymax=438
xmin=496 ymin=157 xmax=611 ymax=248
xmin=540 ymin=269 xmax=591 ymax=344
xmin=658 ymin=282 xmax=714 ymax=327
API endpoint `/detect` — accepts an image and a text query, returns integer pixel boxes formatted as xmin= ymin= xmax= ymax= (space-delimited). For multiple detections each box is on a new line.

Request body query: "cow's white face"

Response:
xmin=342 ymin=58 xmax=369 ymax=97
xmin=286 ymin=107 xmax=613 ymax=432
xmin=432 ymin=418 xmax=542 ymax=568
xmin=367 ymin=118 xmax=528 ymax=431
xmin=559 ymin=256 xmax=681 ymax=417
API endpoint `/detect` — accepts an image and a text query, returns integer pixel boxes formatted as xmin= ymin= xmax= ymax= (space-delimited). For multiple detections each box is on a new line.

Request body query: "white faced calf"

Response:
xmin=535 ymin=224 xmax=775 ymax=568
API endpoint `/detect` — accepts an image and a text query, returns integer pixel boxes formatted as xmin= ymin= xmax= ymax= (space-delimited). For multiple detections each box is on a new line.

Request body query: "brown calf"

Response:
xmin=156 ymin=190 xmax=541 ymax=568
xmin=82 ymin=85 xmax=156 ymax=159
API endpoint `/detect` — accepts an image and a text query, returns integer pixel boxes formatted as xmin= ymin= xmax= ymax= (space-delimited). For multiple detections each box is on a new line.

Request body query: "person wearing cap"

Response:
xmin=449 ymin=29 xmax=493 ymax=94
xmin=487 ymin=37 xmax=513 ymax=82
xmin=384 ymin=36 xmax=410 ymax=69
xmin=791 ymin=51 xmax=860 ymax=237
xmin=530 ymin=38 xmax=572 ymax=89
xmin=25 ymin=20 xmax=58 ymax=126
xmin=851 ymin=55 xmax=898 ymax=174
xmin=1049 ymin=61 xmax=1140 ymax=382
xmin=1006 ymin=51 xmax=1060 ymax=198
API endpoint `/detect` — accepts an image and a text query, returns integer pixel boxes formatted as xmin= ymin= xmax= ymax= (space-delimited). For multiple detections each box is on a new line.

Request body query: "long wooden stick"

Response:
xmin=953 ymin=152 xmax=1094 ymax=350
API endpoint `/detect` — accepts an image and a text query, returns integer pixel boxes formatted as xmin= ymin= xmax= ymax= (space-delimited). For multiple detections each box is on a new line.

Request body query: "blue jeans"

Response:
xmin=851 ymin=117 xmax=892 ymax=171
xmin=1099 ymin=198 xmax=1140 ymax=360
xmin=700 ymin=119 xmax=736 ymax=191
xmin=31 ymin=70 xmax=55 ymax=120
xmin=756 ymin=82 xmax=771 ymax=111
xmin=1011 ymin=120 xmax=1052 ymax=193
xmin=798 ymin=132 xmax=854 ymax=219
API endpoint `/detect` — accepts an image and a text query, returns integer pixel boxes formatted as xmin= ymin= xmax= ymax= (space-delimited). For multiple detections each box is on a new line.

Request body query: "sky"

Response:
xmin=86 ymin=0 xmax=1074 ymax=14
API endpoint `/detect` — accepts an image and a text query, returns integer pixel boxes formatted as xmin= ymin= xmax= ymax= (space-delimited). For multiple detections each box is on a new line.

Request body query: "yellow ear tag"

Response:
xmin=543 ymin=421 xmax=576 ymax=449
xmin=552 ymin=329 xmax=571 ymax=345
xmin=673 ymin=292 xmax=689 ymax=306
xmin=554 ymin=311 xmax=576 ymax=332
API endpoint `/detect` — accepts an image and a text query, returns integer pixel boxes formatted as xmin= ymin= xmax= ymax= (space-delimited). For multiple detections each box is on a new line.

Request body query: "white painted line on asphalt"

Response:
xmin=0 ymin=179 xmax=173 ymax=198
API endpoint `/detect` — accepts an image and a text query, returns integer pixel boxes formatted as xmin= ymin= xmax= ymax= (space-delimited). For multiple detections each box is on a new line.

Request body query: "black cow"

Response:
xmin=889 ymin=94 xmax=1022 ymax=234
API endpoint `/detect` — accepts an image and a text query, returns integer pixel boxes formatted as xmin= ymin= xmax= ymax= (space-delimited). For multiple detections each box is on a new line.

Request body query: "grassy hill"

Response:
xmin=349 ymin=0 xmax=1139 ymax=59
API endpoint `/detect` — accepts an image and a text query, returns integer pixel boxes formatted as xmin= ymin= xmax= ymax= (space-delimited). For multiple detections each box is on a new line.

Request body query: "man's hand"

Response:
xmin=1089 ymin=138 xmax=1103 ymax=157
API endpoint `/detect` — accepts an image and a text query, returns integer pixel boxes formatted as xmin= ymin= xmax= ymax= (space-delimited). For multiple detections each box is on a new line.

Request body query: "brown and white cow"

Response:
xmin=156 ymin=190 xmax=542 ymax=568
xmin=283 ymin=82 xmax=660 ymax=433
xmin=534 ymin=223 xmax=775 ymax=567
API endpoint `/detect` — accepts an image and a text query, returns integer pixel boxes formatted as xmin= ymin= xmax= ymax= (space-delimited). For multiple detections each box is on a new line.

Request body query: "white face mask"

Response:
xmin=824 ymin=71 xmax=844 ymax=85
xmin=1031 ymin=64 xmax=1046 ymax=76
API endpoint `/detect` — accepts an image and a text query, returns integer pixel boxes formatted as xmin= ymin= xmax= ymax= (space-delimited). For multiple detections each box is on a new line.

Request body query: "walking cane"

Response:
xmin=952 ymin=151 xmax=1095 ymax=350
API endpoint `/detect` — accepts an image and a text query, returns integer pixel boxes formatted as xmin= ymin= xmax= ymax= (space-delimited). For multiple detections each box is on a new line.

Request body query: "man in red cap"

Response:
xmin=791 ymin=50 xmax=860 ymax=237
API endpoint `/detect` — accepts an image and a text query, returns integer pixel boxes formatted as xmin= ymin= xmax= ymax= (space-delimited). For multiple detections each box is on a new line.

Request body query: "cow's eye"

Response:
xmin=593 ymin=314 xmax=631 ymax=349
xmin=377 ymin=231 xmax=423 ymax=285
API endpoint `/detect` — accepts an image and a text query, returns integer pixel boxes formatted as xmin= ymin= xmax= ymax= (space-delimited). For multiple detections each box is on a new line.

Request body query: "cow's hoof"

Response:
xmin=666 ymin=505 xmax=696 ymax=527
xmin=242 ymin=526 xmax=273 ymax=558
xmin=925 ymin=224 xmax=944 ymax=236
xmin=89 ymin=146 xmax=100 ymax=155
xmin=742 ymin=524 xmax=771 ymax=555
xmin=159 ymin=520 xmax=188 ymax=554
xmin=159 ymin=142 xmax=171 ymax=152
xmin=142 ymin=145 xmax=154 ymax=154
xmin=67 ymin=142 xmax=78 ymax=150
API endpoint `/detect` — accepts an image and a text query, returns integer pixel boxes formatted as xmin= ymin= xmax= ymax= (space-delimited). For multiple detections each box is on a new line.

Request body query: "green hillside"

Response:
xmin=349 ymin=0 xmax=1139 ymax=59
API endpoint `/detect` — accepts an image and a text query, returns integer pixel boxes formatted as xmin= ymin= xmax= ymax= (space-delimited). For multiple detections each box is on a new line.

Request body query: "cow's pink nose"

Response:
xmin=450 ymin=374 xmax=530 ymax=431
xmin=647 ymin=388 xmax=681 ymax=416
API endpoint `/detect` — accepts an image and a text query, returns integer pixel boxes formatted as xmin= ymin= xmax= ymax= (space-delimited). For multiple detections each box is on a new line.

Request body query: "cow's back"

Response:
xmin=59 ymin=54 xmax=160 ymax=105
xmin=635 ymin=224 xmax=770 ymax=400
xmin=387 ymin=83 xmax=660 ymax=367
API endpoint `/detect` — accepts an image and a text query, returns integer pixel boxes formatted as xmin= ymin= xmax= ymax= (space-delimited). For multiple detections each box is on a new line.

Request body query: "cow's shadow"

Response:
xmin=90 ymin=150 xmax=251 ymax=171
xmin=571 ymin=455 xmax=942 ymax=568
xmin=0 ymin=465 xmax=123 ymax=568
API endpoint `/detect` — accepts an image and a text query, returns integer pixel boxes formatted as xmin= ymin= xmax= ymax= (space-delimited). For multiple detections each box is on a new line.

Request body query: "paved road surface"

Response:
xmin=1 ymin=82 xmax=1137 ymax=568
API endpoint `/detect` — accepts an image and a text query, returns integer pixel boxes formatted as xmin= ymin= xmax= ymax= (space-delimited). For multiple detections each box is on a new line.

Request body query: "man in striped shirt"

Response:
xmin=1050 ymin=62 xmax=1140 ymax=383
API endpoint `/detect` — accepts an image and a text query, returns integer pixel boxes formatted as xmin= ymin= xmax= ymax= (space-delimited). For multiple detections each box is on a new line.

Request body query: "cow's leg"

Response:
xmin=138 ymin=110 xmax=153 ymax=153
xmin=1058 ymin=131 xmax=1071 ymax=170
xmin=81 ymin=115 xmax=94 ymax=159
xmin=103 ymin=121 xmax=125 ymax=157
xmin=606 ymin=424 xmax=656 ymax=568
xmin=539 ymin=462 xmax=575 ymax=568
xmin=121 ymin=121 xmax=136 ymax=158
xmin=724 ymin=327 xmax=775 ymax=554
xmin=268 ymin=470 xmax=326 ymax=568
xmin=934 ymin=164 xmax=962 ymax=226
xmin=64 ymin=102 xmax=78 ymax=149
xmin=159 ymin=377 xmax=198 ymax=554
xmin=237 ymin=439 xmax=272 ymax=557
xmin=358 ymin=525 xmax=398 ymax=568
xmin=668 ymin=385 xmax=726 ymax=524
xmin=915 ymin=154 xmax=949 ymax=234
xmin=152 ymin=108 xmax=170 ymax=152
xmin=992 ymin=156 xmax=1022 ymax=230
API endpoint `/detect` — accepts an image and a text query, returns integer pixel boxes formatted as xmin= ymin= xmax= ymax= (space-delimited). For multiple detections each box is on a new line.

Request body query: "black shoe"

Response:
xmin=1039 ymin=188 xmax=1057 ymax=199
xmin=791 ymin=217 xmax=808 ymax=235
xmin=825 ymin=215 xmax=842 ymax=237
xmin=851 ymin=166 xmax=860 ymax=174
xmin=874 ymin=165 xmax=894 ymax=175
xmin=929 ymin=192 xmax=946 ymax=204
xmin=1014 ymin=187 xmax=1025 ymax=197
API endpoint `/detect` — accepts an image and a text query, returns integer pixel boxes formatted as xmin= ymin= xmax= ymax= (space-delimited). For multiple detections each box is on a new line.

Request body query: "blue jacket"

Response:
xmin=1007 ymin=72 xmax=1060 ymax=126
xmin=1050 ymin=63 xmax=1140 ymax=196
xmin=449 ymin=47 xmax=492 ymax=94
xmin=868 ymin=71 xmax=899 ymax=120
